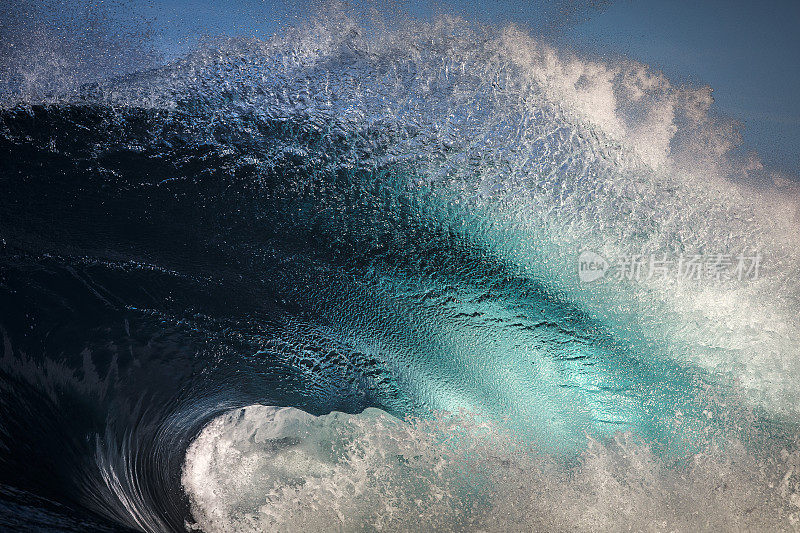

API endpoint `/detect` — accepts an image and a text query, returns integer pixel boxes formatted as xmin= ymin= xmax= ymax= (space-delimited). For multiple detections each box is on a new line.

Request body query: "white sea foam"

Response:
xmin=183 ymin=405 xmax=800 ymax=532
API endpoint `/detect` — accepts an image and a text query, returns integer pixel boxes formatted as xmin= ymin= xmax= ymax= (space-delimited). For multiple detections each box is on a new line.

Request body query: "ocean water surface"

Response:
xmin=1 ymin=5 xmax=800 ymax=532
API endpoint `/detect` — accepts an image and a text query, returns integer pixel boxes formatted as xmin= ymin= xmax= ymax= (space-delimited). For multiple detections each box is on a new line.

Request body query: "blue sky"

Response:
xmin=84 ymin=0 xmax=800 ymax=175
xmin=559 ymin=0 xmax=800 ymax=175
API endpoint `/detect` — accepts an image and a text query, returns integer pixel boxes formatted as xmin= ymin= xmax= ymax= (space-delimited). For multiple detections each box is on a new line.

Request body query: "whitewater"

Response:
xmin=1 ymin=5 xmax=800 ymax=532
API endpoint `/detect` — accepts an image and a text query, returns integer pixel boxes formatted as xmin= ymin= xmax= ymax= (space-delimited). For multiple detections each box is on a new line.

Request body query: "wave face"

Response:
xmin=2 ymin=8 xmax=800 ymax=532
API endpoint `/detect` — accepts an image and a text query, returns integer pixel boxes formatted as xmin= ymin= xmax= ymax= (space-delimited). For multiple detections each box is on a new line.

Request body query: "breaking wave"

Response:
xmin=1 ymin=5 xmax=800 ymax=532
